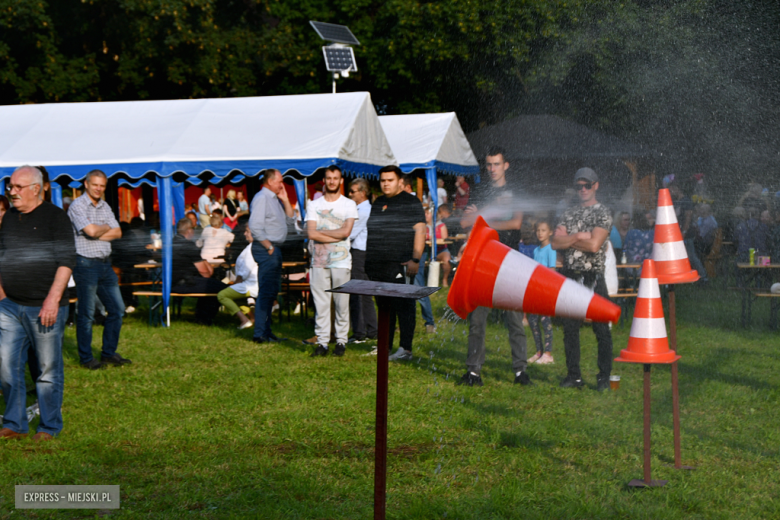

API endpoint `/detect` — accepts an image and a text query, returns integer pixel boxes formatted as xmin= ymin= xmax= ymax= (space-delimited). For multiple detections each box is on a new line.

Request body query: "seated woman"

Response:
xmin=623 ymin=209 xmax=655 ymax=276
xmin=425 ymin=206 xmax=452 ymax=287
xmin=217 ymin=226 xmax=258 ymax=329
xmin=197 ymin=215 xmax=235 ymax=262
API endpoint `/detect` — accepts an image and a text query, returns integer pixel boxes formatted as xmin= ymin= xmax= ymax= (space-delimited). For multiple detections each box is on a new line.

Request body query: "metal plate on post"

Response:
xmin=328 ymin=279 xmax=439 ymax=299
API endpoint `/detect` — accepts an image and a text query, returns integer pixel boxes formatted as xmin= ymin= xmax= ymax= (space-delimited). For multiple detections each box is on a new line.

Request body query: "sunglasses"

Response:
xmin=575 ymin=182 xmax=594 ymax=191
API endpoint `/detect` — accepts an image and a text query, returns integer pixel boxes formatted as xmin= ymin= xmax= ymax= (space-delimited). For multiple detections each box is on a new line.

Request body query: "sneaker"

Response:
xmin=310 ymin=345 xmax=329 ymax=357
xmin=597 ymin=377 xmax=611 ymax=392
xmin=333 ymin=343 xmax=346 ymax=357
xmin=348 ymin=336 xmax=366 ymax=344
xmin=425 ymin=324 xmax=436 ymax=334
xmin=389 ymin=347 xmax=413 ymax=361
xmin=527 ymin=352 xmax=542 ymax=364
xmin=456 ymin=371 xmax=483 ymax=387
xmin=514 ymin=371 xmax=533 ymax=385
xmin=301 ymin=336 xmax=318 ymax=346
xmin=560 ymin=376 xmax=584 ymax=389
xmin=81 ymin=359 xmax=107 ymax=370
xmin=361 ymin=346 xmax=378 ymax=357
xmin=536 ymin=353 xmax=554 ymax=365
xmin=125 ymin=306 xmax=136 ymax=314
xmin=101 ymin=353 xmax=132 ymax=366
xmin=238 ymin=321 xmax=253 ymax=330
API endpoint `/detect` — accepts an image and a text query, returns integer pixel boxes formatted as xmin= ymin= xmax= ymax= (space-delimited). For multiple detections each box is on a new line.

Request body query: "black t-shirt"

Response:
xmin=469 ymin=180 xmax=524 ymax=247
xmin=0 ymin=202 xmax=76 ymax=307
xmin=365 ymin=191 xmax=425 ymax=281
xmin=172 ymin=234 xmax=204 ymax=284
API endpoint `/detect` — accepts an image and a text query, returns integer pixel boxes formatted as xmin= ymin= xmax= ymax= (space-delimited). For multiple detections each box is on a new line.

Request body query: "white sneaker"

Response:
xmin=238 ymin=321 xmax=253 ymax=330
xmin=389 ymin=347 xmax=413 ymax=361
xmin=361 ymin=346 xmax=379 ymax=356
xmin=536 ymin=353 xmax=555 ymax=365
xmin=527 ymin=352 xmax=542 ymax=364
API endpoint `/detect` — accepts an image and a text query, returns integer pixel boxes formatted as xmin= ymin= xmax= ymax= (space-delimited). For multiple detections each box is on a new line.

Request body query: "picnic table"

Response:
xmin=736 ymin=263 xmax=780 ymax=329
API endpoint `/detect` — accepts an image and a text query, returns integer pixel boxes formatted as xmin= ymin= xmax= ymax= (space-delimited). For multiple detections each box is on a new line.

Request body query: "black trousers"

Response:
xmin=349 ymin=249 xmax=378 ymax=339
xmin=369 ymin=267 xmax=415 ymax=352
xmin=560 ymin=270 xmax=613 ymax=382
xmin=173 ymin=277 xmax=228 ymax=325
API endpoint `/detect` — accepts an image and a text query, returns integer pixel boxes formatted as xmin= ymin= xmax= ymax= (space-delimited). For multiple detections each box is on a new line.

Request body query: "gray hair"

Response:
xmin=349 ymin=178 xmax=369 ymax=195
xmin=13 ymin=165 xmax=43 ymax=188
xmin=85 ymin=169 xmax=107 ymax=184
xmin=177 ymin=217 xmax=194 ymax=235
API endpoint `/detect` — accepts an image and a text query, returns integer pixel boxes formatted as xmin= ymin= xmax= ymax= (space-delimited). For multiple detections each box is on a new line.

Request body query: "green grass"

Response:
xmin=1 ymin=284 xmax=779 ymax=519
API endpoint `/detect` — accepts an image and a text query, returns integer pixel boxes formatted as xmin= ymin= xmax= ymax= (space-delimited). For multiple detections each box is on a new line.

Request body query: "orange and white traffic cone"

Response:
xmin=447 ymin=216 xmax=621 ymax=323
xmin=652 ymin=188 xmax=699 ymax=285
xmin=615 ymin=259 xmax=680 ymax=364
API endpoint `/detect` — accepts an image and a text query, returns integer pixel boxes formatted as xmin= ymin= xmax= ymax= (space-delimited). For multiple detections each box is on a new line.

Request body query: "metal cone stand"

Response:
xmin=329 ymin=280 xmax=439 ymax=520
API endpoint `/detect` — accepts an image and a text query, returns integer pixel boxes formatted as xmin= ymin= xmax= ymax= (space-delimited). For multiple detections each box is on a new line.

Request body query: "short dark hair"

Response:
xmin=486 ymin=146 xmax=508 ymax=162
xmin=325 ymin=165 xmax=342 ymax=176
xmin=262 ymin=169 xmax=281 ymax=185
xmin=378 ymin=165 xmax=403 ymax=179
xmin=534 ymin=218 xmax=552 ymax=231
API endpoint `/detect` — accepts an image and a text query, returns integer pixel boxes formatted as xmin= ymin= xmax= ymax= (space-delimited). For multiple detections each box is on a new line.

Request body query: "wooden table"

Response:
xmin=736 ymin=263 xmax=780 ymax=328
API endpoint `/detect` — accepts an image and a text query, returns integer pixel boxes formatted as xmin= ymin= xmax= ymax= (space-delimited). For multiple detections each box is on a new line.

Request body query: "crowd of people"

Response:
xmin=1 ymin=154 xmax=778 ymax=442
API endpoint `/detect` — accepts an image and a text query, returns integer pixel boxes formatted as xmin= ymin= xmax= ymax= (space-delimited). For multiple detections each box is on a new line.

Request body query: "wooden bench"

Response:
xmin=755 ymin=292 xmax=780 ymax=330
xmin=133 ymin=291 xmax=221 ymax=325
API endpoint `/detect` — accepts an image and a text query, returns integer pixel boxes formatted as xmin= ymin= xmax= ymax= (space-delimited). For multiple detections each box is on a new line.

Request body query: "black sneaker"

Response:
xmin=456 ymin=372 xmax=483 ymax=387
xmin=514 ymin=371 xmax=532 ymax=386
xmin=310 ymin=345 xmax=329 ymax=357
xmin=597 ymin=377 xmax=611 ymax=392
xmin=82 ymin=359 xmax=107 ymax=370
xmin=333 ymin=343 xmax=346 ymax=357
xmin=347 ymin=336 xmax=366 ymax=344
xmin=560 ymin=376 xmax=584 ymax=389
xmin=101 ymin=353 xmax=132 ymax=366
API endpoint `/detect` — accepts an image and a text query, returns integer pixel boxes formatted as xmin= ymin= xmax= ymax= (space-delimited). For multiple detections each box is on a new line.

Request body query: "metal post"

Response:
xmin=668 ymin=286 xmax=694 ymax=470
xmin=628 ymin=364 xmax=667 ymax=487
xmin=333 ymin=72 xmax=337 ymax=94
xmin=374 ymin=306 xmax=391 ymax=520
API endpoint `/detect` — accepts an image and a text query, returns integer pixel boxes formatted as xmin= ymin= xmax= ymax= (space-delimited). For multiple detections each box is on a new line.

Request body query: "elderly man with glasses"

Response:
xmin=0 ymin=166 xmax=76 ymax=441
xmin=552 ymin=167 xmax=614 ymax=392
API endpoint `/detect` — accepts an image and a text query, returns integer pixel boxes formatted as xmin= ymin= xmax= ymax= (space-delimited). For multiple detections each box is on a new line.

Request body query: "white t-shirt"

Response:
xmin=197 ymin=227 xmax=235 ymax=262
xmin=305 ymin=194 xmax=359 ymax=269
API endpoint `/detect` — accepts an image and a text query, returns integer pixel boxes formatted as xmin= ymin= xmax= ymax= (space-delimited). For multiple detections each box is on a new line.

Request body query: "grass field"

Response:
xmin=0 ymin=284 xmax=778 ymax=519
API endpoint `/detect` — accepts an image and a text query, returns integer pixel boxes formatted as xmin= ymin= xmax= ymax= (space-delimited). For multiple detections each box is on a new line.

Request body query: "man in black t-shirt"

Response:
xmin=0 ymin=166 xmax=76 ymax=441
xmin=456 ymin=147 xmax=530 ymax=387
xmin=365 ymin=166 xmax=426 ymax=361
xmin=171 ymin=218 xmax=226 ymax=325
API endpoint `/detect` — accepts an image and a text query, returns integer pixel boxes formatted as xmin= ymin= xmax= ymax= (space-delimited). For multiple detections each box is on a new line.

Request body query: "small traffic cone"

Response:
xmin=447 ymin=216 xmax=621 ymax=323
xmin=615 ymin=259 xmax=680 ymax=364
xmin=652 ymin=189 xmax=699 ymax=285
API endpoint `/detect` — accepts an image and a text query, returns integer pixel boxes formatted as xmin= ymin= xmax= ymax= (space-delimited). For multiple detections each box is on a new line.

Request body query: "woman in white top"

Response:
xmin=217 ymin=226 xmax=259 ymax=329
xmin=197 ymin=215 xmax=235 ymax=262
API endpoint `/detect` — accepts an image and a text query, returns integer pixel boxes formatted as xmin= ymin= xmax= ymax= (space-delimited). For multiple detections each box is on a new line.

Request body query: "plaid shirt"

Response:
xmin=68 ymin=193 xmax=120 ymax=258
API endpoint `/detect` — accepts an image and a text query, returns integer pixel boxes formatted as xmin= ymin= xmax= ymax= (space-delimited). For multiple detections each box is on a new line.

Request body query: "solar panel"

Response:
xmin=322 ymin=46 xmax=357 ymax=72
xmin=310 ymin=21 xmax=360 ymax=45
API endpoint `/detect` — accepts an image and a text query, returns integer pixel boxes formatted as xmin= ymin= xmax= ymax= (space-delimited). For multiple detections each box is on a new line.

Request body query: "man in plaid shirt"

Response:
xmin=68 ymin=170 xmax=132 ymax=370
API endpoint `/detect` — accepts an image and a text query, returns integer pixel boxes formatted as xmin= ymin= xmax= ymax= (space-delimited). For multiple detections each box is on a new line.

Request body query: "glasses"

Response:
xmin=349 ymin=189 xmax=360 ymax=194
xmin=7 ymin=183 xmax=36 ymax=192
xmin=575 ymin=182 xmax=593 ymax=191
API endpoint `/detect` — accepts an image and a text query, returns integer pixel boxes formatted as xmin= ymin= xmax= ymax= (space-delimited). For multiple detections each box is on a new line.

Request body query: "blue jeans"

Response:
xmin=73 ymin=256 xmax=125 ymax=364
xmin=414 ymin=252 xmax=434 ymax=327
xmin=0 ymin=298 xmax=68 ymax=435
xmin=252 ymin=242 xmax=282 ymax=340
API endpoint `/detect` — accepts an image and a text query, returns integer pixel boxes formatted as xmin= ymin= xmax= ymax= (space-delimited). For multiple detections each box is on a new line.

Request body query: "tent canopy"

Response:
xmin=378 ymin=113 xmax=479 ymax=176
xmin=0 ymin=92 xmax=396 ymax=183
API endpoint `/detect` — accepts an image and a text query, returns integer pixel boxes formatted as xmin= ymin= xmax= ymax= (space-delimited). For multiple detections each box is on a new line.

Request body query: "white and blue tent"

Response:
xmin=379 ymin=113 xmax=479 ymax=242
xmin=0 ymin=92 xmax=396 ymax=324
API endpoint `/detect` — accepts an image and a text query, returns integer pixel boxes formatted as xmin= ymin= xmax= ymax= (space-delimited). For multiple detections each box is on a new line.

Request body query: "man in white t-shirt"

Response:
xmin=306 ymin=166 xmax=358 ymax=357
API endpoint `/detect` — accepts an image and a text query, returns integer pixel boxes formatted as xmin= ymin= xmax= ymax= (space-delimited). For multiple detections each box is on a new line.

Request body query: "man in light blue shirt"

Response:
xmin=347 ymin=178 xmax=377 ymax=343
xmin=197 ymin=187 xmax=212 ymax=229
xmin=248 ymin=169 xmax=294 ymax=343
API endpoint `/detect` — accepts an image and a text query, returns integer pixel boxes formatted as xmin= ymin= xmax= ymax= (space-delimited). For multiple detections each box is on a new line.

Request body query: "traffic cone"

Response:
xmin=652 ymin=188 xmax=700 ymax=285
xmin=615 ymin=259 xmax=680 ymax=364
xmin=447 ymin=216 xmax=621 ymax=323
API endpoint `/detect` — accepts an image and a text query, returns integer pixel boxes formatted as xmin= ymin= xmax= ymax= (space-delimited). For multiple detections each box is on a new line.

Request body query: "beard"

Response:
xmin=324 ymin=184 xmax=340 ymax=194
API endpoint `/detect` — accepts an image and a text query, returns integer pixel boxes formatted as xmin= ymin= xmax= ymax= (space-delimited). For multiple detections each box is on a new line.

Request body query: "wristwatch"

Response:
xmin=267 ymin=245 xmax=274 ymax=253
xmin=410 ymin=258 xmax=420 ymax=264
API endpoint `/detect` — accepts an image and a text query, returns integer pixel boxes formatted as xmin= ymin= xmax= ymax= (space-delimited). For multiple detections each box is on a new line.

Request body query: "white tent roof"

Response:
xmin=0 ymin=92 xmax=396 ymax=182
xmin=379 ymin=113 xmax=478 ymax=175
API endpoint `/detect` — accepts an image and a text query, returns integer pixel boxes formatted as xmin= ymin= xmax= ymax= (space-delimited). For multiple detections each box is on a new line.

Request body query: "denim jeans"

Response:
xmin=0 ymin=298 xmax=68 ymax=435
xmin=414 ymin=252 xmax=434 ymax=327
xmin=73 ymin=256 xmax=125 ymax=364
xmin=252 ymin=242 xmax=282 ymax=340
